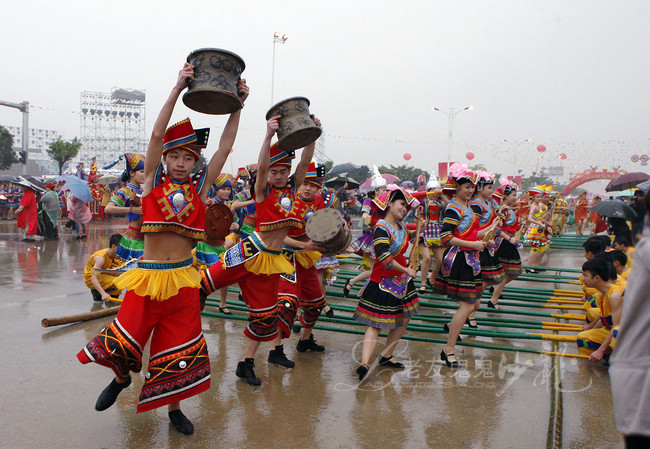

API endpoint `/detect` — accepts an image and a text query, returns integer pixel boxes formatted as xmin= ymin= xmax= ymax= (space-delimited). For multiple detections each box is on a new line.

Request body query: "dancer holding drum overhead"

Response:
xmin=200 ymin=114 xmax=322 ymax=387
xmin=353 ymin=188 xmax=421 ymax=381
xmin=77 ymin=62 xmax=249 ymax=434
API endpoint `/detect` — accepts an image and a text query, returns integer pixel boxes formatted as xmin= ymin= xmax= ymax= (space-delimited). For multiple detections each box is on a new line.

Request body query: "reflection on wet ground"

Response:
xmin=0 ymin=221 xmax=624 ymax=448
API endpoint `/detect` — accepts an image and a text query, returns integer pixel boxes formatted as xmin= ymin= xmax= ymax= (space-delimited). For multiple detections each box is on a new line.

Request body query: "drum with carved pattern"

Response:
xmin=266 ymin=96 xmax=322 ymax=151
xmin=183 ymin=48 xmax=246 ymax=115
xmin=305 ymin=208 xmax=351 ymax=256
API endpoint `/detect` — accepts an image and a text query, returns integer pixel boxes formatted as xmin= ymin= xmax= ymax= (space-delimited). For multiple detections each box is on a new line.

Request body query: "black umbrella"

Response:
xmin=590 ymin=200 xmax=637 ymax=220
xmin=605 ymin=172 xmax=650 ymax=192
xmin=326 ymin=163 xmax=361 ymax=177
xmin=325 ymin=176 xmax=360 ymax=190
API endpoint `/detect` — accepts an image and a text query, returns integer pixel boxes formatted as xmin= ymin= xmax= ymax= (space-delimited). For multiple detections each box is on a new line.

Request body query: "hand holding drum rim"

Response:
xmin=305 ymin=209 xmax=352 ymax=256
xmin=237 ymin=79 xmax=249 ymax=102
xmin=178 ymin=62 xmax=194 ymax=89
xmin=267 ymin=115 xmax=281 ymax=135
xmin=302 ymin=239 xmax=325 ymax=252
xmin=310 ymin=114 xmax=321 ymax=128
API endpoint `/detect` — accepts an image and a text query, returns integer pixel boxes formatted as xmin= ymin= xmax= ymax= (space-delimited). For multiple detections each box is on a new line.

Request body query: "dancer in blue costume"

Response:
xmin=104 ymin=153 xmax=146 ymax=264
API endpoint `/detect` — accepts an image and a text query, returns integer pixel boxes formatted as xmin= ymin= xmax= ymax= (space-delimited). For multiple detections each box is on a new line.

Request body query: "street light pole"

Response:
xmin=432 ymin=105 xmax=473 ymax=166
xmin=271 ymin=32 xmax=288 ymax=105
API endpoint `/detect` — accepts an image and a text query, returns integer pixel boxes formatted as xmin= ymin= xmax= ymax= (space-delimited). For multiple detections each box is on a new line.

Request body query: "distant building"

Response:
xmin=4 ymin=126 xmax=63 ymax=174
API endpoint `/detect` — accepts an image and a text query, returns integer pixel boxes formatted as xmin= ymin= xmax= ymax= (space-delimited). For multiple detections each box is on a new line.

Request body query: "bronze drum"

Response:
xmin=183 ymin=48 xmax=246 ymax=115
xmin=205 ymin=203 xmax=234 ymax=246
xmin=305 ymin=208 xmax=351 ymax=256
xmin=266 ymin=96 xmax=322 ymax=151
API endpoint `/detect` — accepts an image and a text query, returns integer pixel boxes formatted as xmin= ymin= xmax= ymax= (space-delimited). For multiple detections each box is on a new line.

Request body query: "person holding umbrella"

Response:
xmin=630 ymin=189 xmax=646 ymax=243
xmin=39 ymin=182 xmax=60 ymax=240
xmin=14 ymin=181 xmax=38 ymax=241
xmin=69 ymin=194 xmax=92 ymax=239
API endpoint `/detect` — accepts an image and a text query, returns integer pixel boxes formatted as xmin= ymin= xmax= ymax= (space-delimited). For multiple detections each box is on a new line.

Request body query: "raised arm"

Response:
xmin=254 ymin=116 xmax=279 ymax=201
xmin=201 ymin=80 xmax=250 ymax=198
xmin=143 ymin=63 xmax=194 ymax=195
xmin=293 ymin=115 xmax=321 ymax=187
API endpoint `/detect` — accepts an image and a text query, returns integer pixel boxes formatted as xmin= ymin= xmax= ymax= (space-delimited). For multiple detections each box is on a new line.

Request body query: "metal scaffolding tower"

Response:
xmin=313 ymin=132 xmax=332 ymax=165
xmin=79 ymin=88 xmax=146 ymax=168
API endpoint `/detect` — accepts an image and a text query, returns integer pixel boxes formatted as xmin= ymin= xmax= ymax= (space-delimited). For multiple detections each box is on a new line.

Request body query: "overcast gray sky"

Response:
xmin=1 ymin=0 xmax=649 ymax=187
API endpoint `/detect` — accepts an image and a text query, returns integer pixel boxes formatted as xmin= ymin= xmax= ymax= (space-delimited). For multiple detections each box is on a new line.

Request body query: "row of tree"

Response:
xmin=0 ymin=125 xmax=81 ymax=174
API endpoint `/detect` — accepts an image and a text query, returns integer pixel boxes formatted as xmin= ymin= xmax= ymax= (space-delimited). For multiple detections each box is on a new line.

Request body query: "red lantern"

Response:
xmin=403 ymin=153 xmax=411 ymax=161
xmin=537 ymin=145 xmax=546 ymax=153
xmin=559 ymin=153 xmax=567 ymax=160
xmin=466 ymin=152 xmax=475 ymax=160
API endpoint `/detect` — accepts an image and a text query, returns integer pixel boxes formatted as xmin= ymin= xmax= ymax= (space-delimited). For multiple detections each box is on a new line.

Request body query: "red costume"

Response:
xmin=276 ymin=164 xmax=328 ymax=337
xmin=575 ymin=197 xmax=589 ymax=220
xmin=16 ymin=188 xmax=38 ymax=237
xmin=200 ymin=145 xmax=300 ymax=342
xmin=78 ymin=118 xmax=211 ymax=413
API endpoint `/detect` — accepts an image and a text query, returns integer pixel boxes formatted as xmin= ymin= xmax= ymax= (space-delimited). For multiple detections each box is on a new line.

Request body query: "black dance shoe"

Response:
xmin=296 ymin=334 xmax=325 ymax=352
xmin=440 ymin=350 xmax=460 ymax=368
xmin=236 ymin=358 xmax=261 ymax=386
xmin=323 ymin=305 xmax=335 ymax=318
xmin=95 ymin=376 xmax=131 ymax=411
xmin=169 ymin=409 xmax=194 ymax=435
xmin=218 ymin=306 xmax=233 ymax=315
xmin=268 ymin=345 xmax=295 ymax=368
xmin=487 ymin=300 xmax=499 ymax=310
xmin=343 ymin=279 xmax=351 ymax=297
xmin=356 ymin=364 xmax=369 ymax=381
xmin=378 ymin=355 xmax=405 ymax=369
xmin=465 ymin=318 xmax=479 ymax=329
xmin=443 ymin=323 xmax=462 ymax=341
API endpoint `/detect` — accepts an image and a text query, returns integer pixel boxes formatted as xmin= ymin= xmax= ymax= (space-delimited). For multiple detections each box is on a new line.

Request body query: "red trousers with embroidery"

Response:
xmin=77 ymin=286 xmax=210 ymax=413
xmin=202 ymin=261 xmax=280 ymax=342
xmin=276 ymin=263 xmax=326 ymax=339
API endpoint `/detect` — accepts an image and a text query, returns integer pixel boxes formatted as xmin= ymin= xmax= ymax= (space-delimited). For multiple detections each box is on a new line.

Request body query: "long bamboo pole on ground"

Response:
xmin=41 ymin=305 xmax=121 ymax=327
xmin=200 ymin=307 xmax=588 ymax=359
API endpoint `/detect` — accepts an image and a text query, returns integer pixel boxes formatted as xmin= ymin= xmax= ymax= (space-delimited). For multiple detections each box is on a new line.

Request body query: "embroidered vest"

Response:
xmin=141 ymin=164 xmax=206 ymax=241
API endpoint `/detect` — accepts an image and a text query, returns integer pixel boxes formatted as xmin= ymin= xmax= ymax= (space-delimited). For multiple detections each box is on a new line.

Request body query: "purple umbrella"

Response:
xmin=605 ymin=172 xmax=650 ymax=192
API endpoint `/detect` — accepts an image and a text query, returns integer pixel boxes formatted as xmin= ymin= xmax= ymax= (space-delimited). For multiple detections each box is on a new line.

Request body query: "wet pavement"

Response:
xmin=0 ymin=219 xmax=624 ymax=448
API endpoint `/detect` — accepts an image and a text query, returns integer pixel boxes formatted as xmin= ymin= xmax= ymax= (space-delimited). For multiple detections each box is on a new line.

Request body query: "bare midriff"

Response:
xmin=143 ymin=232 xmax=194 ymax=260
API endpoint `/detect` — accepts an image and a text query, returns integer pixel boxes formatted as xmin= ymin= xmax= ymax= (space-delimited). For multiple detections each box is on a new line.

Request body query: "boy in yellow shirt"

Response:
xmin=84 ymin=233 xmax=123 ymax=302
